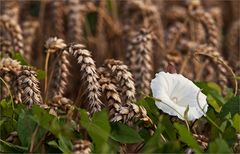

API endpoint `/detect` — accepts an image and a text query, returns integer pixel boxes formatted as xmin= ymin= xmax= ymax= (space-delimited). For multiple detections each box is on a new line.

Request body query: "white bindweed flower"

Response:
xmin=151 ymin=72 xmax=208 ymax=121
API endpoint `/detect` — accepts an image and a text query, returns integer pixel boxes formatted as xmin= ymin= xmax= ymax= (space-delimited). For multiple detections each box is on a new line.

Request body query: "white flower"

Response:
xmin=150 ymin=72 xmax=208 ymax=121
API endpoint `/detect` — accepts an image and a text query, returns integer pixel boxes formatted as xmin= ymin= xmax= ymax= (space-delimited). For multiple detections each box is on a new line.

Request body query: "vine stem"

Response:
xmin=196 ymin=90 xmax=223 ymax=133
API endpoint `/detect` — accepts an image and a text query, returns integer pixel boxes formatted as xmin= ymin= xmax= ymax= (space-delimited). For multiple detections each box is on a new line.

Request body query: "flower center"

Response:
xmin=171 ymin=97 xmax=178 ymax=103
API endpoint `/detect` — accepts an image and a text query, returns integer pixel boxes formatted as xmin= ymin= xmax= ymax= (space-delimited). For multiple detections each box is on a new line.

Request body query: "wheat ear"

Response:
xmin=21 ymin=19 xmax=39 ymax=63
xmin=0 ymin=15 xmax=24 ymax=55
xmin=1 ymin=0 xmax=19 ymax=22
xmin=0 ymin=37 xmax=13 ymax=56
xmin=103 ymin=59 xmax=136 ymax=104
xmin=49 ymin=0 xmax=65 ymax=38
xmin=194 ymin=45 xmax=238 ymax=95
xmin=188 ymin=7 xmax=219 ymax=48
xmin=127 ymin=28 xmax=153 ymax=99
xmin=72 ymin=140 xmax=92 ymax=154
xmin=17 ymin=66 xmax=43 ymax=107
xmin=99 ymin=59 xmax=156 ymax=130
xmin=67 ymin=0 xmax=83 ymax=42
xmin=68 ymin=43 xmax=102 ymax=115
xmin=0 ymin=58 xmax=21 ymax=100
xmin=98 ymin=67 xmax=122 ymax=121
xmin=45 ymin=37 xmax=69 ymax=99
xmin=226 ymin=19 xmax=240 ymax=75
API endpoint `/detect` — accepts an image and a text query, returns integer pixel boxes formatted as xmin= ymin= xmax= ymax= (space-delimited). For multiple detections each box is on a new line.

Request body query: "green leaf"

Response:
xmin=138 ymin=97 xmax=160 ymax=123
xmin=29 ymin=105 xmax=54 ymax=130
xmin=141 ymin=124 xmax=165 ymax=153
xmin=207 ymin=138 xmax=232 ymax=153
xmin=174 ymin=123 xmax=201 ymax=152
xmin=220 ymin=96 xmax=240 ymax=118
xmin=0 ymin=119 xmax=6 ymax=126
xmin=161 ymin=115 xmax=176 ymax=140
xmin=207 ymin=95 xmax=221 ymax=112
xmin=110 ymin=123 xmax=144 ymax=144
xmin=58 ymin=135 xmax=72 ymax=154
xmin=12 ymin=53 xmax=28 ymax=65
xmin=0 ymin=99 xmax=14 ymax=118
xmin=47 ymin=140 xmax=59 ymax=149
xmin=17 ymin=111 xmax=37 ymax=146
xmin=80 ymin=109 xmax=110 ymax=153
xmin=36 ymin=69 xmax=45 ymax=80
xmin=17 ymin=109 xmax=47 ymax=149
xmin=233 ymin=114 xmax=240 ymax=132
xmin=195 ymin=81 xmax=225 ymax=105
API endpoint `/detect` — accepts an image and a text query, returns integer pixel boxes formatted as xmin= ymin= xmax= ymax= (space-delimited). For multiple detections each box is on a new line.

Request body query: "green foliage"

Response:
xmin=174 ymin=123 xmax=202 ymax=152
xmin=79 ymin=109 xmax=111 ymax=153
xmin=207 ymin=138 xmax=232 ymax=153
xmin=0 ymin=81 xmax=238 ymax=153
xmin=110 ymin=123 xmax=143 ymax=143
xmin=36 ymin=69 xmax=46 ymax=80
xmin=11 ymin=53 xmax=28 ymax=65
xmin=220 ymin=96 xmax=240 ymax=118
